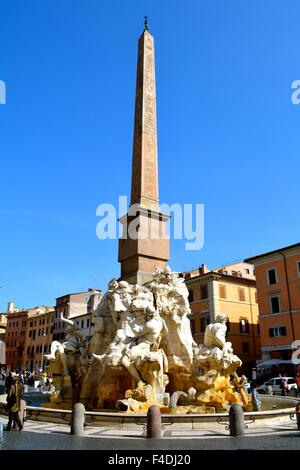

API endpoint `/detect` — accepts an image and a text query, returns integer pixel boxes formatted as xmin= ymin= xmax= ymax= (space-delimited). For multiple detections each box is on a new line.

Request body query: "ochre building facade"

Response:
xmin=184 ymin=262 xmax=260 ymax=377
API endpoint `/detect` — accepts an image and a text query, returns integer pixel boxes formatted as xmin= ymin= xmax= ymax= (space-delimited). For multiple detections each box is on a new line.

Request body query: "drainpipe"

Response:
xmin=248 ymin=281 xmax=257 ymax=359
xmin=279 ymin=251 xmax=295 ymax=342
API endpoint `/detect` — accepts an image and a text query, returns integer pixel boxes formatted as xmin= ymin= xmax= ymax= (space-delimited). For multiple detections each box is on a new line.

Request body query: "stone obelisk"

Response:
xmin=118 ymin=21 xmax=169 ymax=284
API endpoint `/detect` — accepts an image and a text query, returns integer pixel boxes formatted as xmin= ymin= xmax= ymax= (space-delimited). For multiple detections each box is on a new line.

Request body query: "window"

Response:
xmin=219 ymin=285 xmax=226 ymax=299
xmin=190 ymin=318 xmax=195 ymax=334
xmin=245 ymin=269 xmax=250 ymax=274
xmin=270 ymin=295 xmax=280 ymax=314
xmin=188 ymin=290 xmax=194 ymax=303
xmin=297 ymin=261 xmax=300 ymax=279
xmin=29 ymin=330 xmax=32 ymax=338
xmin=240 ymin=319 xmax=249 ymax=334
xmin=238 ymin=288 xmax=245 ymax=302
xmin=242 ymin=342 xmax=249 ymax=353
xmin=87 ymin=319 xmax=90 ymax=328
xmin=269 ymin=326 xmax=286 ymax=337
xmin=81 ymin=320 xmax=84 ymax=329
xmin=232 ymin=270 xmax=242 ymax=277
xmin=33 ymin=330 xmax=36 ymax=340
xmin=267 ymin=268 xmax=277 ymax=285
xmin=200 ymin=285 xmax=208 ymax=299
xmin=200 ymin=314 xmax=210 ymax=333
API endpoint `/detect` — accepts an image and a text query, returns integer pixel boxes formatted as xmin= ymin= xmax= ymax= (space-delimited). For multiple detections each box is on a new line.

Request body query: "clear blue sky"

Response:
xmin=0 ymin=0 xmax=299 ymax=311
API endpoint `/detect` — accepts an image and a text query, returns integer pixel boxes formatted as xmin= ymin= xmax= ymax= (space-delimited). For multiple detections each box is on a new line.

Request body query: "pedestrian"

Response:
xmin=251 ymin=383 xmax=262 ymax=411
xmin=250 ymin=379 xmax=256 ymax=391
xmin=4 ymin=371 xmax=12 ymax=394
xmin=280 ymin=375 xmax=289 ymax=396
xmin=5 ymin=373 xmax=23 ymax=431
xmin=295 ymin=371 xmax=300 ymax=396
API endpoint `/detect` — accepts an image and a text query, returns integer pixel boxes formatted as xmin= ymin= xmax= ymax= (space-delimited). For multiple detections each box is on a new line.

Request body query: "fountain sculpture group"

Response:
xmin=46 ymin=267 xmax=249 ymax=413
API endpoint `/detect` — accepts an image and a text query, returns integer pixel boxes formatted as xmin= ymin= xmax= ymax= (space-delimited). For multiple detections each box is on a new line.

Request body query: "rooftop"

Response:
xmin=184 ymin=261 xmax=255 ymax=281
xmin=245 ymin=242 xmax=300 ymax=263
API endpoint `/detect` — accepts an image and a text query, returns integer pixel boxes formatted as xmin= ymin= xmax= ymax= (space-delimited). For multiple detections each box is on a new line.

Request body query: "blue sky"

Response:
xmin=0 ymin=0 xmax=299 ymax=311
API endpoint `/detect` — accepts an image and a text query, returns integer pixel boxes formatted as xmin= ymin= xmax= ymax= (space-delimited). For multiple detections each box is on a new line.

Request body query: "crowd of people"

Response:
xmin=1 ymin=367 xmax=53 ymax=392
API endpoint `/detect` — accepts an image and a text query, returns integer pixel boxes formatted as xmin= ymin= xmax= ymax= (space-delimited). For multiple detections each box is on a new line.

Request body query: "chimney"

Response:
xmin=199 ymin=264 xmax=209 ymax=275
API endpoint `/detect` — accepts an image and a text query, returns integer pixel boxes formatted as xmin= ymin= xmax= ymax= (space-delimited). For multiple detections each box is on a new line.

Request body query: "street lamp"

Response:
xmin=41 ymin=333 xmax=46 ymax=372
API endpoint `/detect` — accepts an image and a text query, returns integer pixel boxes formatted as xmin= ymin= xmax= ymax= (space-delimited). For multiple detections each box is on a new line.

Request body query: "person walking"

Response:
xmin=295 ymin=371 xmax=300 ymax=397
xmin=251 ymin=383 xmax=262 ymax=411
xmin=5 ymin=373 xmax=23 ymax=431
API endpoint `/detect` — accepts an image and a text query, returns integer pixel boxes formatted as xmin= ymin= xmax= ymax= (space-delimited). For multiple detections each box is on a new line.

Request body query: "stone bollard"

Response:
xmin=147 ymin=405 xmax=161 ymax=438
xmin=296 ymin=403 xmax=300 ymax=430
xmin=19 ymin=399 xmax=27 ymax=426
xmin=70 ymin=402 xmax=85 ymax=436
xmin=229 ymin=404 xmax=245 ymax=437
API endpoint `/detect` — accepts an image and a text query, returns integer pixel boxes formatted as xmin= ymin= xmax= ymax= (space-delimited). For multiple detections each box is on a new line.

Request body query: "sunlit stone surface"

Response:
xmin=46 ymin=267 xmax=248 ymax=413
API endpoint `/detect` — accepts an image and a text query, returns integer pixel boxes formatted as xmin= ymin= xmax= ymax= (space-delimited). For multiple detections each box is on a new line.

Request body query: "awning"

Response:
xmin=256 ymin=358 xmax=293 ymax=367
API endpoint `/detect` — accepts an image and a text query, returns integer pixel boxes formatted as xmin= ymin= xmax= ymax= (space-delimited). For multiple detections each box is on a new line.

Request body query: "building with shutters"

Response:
xmin=245 ymin=242 xmax=300 ymax=373
xmin=184 ymin=262 xmax=260 ymax=377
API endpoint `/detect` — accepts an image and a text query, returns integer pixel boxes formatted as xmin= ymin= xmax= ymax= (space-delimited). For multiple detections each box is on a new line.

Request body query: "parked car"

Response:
xmin=257 ymin=377 xmax=297 ymax=395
